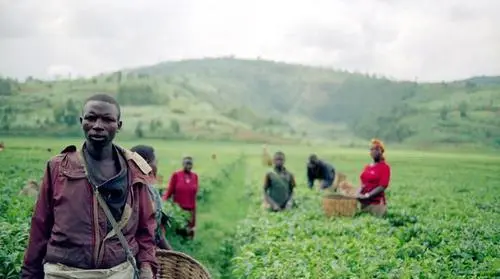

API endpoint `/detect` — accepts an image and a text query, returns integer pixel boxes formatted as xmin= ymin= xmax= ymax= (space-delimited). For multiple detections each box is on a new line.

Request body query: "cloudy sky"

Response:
xmin=1 ymin=0 xmax=499 ymax=81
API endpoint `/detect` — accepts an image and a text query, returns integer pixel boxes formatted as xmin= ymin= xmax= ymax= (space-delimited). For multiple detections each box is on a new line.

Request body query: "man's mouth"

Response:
xmin=89 ymin=135 xmax=106 ymax=141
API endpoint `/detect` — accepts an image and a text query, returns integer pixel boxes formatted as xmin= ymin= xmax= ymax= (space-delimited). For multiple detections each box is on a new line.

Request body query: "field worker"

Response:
xmin=307 ymin=154 xmax=336 ymax=190
xmin=162 ymin=156 xmax=199 ymax=239
xmin=263 ymin=151 xmax=296 ymax=212
xmin=356 ymin=139 xmax=391 ymax=217
xmin=21 ymin=94 xmax=157 ymax=279
xmin=130 ymin=145 xmax=172 ymax=250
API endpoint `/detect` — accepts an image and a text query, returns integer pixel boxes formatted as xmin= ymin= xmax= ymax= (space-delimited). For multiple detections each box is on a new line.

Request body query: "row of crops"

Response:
xmin=1 ymin=142 xmax=499 ymax=278
xmin=227 ymin=154 xmax=500 ymax=278
xmin=0 ymin=143 xmax=247 ymax=278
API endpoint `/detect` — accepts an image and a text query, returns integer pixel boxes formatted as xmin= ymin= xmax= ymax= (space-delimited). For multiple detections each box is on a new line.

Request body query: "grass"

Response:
xmin=232 ymin=143 xmax=500 ymax=278
xmin=0 ymin=137 xmax=499 ymax=278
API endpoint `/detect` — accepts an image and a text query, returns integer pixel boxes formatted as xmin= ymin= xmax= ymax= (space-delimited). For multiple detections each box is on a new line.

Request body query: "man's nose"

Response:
xmin=92 ymin=118 xmax=105 ymax=130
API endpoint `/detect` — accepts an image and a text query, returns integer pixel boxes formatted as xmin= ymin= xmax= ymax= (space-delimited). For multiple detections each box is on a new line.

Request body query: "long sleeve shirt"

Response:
xmin=162 ymin=170 xmax=198 ymax=210
xmin=307 ymin=161 xmax=335 ymax=188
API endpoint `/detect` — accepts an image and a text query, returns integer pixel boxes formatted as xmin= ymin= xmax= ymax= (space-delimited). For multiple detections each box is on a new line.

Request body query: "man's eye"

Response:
xmin=85 ymin=116 xmax=97 ymax=121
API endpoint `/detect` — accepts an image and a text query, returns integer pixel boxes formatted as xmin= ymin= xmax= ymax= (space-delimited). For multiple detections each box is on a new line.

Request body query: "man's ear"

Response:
xmin=118 ymin=120 xmax=123 ymax=130
xmin=79 ymin=116 xmax=83 ymax=124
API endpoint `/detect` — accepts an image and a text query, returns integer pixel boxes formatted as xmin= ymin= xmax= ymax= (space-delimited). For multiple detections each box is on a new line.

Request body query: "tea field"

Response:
xmin=0 ymin=138 xmax=499 ymax=278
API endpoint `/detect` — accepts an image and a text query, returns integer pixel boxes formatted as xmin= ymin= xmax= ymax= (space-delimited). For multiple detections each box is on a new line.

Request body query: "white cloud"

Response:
xmin=0 ymin=0 xmax=499 ymax=81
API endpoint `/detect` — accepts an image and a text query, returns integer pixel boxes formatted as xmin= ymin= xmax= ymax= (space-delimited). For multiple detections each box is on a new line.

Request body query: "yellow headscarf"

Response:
xmin=370 ymin=138 xmax=385 ymax=159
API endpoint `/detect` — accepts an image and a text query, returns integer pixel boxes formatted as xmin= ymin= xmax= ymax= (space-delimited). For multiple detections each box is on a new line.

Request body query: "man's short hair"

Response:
xmin=309 ymin=154 xmax=318 ymax=162
xmin=83 ymin=93 xmax=121 ymax=119
xmin=131 ymin=145 xmax=155 ymax=163
xmin=274 ymin=151 xmax=285 ymax=157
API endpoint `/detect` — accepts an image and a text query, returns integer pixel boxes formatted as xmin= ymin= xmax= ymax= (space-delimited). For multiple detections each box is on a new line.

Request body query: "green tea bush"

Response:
xmin=230 ymin=153 xmax=500 ymax=278
xmin=0 ymin=144 xmax=244 ymax=278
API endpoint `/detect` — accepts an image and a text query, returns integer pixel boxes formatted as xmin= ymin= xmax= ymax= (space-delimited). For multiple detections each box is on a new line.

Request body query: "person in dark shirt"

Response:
xmin=263 ymin=151 xmax=296 ymax=212
xmin=307 ymin=154 xmax=336 ymax=190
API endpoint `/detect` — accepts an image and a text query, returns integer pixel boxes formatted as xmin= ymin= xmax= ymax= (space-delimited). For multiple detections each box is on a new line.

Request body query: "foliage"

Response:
xmin=117 ymin=83 xmax=165 ymax=106
xmin=162 ymin=201 xmax=190 ymax=230
xmin=353 ymin=104 xmax=417 ymax=143
xmin=440 ymin=106 xmax=450 ymax=120
xmin=135 ymin=122 xmax=145 ymax=138
xmin=458 ymin=101 xmax=468 ymax=118
xmin=1 ymin=139 xmax=500 ymax=278
xmin=0 ymin=106 xmax=17 ymax=131
xmin=230 ymin=149 xmax=500 ymax=278
xmin=2 ymin=58 xmax=500 ymax=147
xmin=0 ymin=139 xmax=249 ymax=279
xmin=169 ymin=119 xmax=181 ymax=134
xmin=149 ymin=119 xmax=163 ymax=132
xmin=53 ymin=99 xmax=80 ymax=127
xmin=0 ymin=78 xmax=17 ymax=96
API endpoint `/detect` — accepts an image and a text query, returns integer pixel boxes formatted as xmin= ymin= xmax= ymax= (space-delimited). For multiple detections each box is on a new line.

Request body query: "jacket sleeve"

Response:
xmin=135 ymin=183 xmax=159 ymax=273
xmin=21 ymin=162 xmax=55 ymax=279
xmin=162 ymin=173 xmax=176 ymax=201
xmin=289 ymin=174 xmax=296 ymax=194
xmin=325 ymin=163 xmax=335 ymax=185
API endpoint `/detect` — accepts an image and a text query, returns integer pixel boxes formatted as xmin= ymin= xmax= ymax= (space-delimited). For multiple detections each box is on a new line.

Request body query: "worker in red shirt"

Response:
xmin=356 ymin=139 xmax=391 ymax=217
xmin=162 ymin=156 xmax=198 ymax=238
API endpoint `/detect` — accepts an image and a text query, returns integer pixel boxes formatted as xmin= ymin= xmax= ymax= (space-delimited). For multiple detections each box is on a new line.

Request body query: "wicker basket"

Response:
xmin=322 ymin=193 xmax=358 ymax=217
xmin=156 ymin=249 xmax=211 ymax=279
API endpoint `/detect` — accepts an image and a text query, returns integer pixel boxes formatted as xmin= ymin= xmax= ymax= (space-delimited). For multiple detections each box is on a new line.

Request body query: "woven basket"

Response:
xmin=322 ymin=193 xmax=358 ymax=217
xmin=156 ymin=249 xmax=211 ymax=279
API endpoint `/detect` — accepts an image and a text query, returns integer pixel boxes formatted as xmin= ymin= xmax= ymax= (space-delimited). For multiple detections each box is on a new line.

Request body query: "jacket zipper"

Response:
xmin=92 ymin=188 xmax=101 ymax=268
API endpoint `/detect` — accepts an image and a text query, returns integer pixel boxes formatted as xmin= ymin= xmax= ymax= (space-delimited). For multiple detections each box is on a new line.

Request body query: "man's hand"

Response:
xmin=139 ymin=265 xmax=154 ymax=279
xmin=272 ymin=203 xmax=281 ymax=211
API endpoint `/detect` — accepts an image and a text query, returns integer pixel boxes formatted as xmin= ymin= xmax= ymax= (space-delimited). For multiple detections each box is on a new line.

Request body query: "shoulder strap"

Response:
xmin=95 ymin=189 xmax=140 ymax=279
xmin=268 ymin=169 xmax=289 ymax=189
xmin=76 ymin=149 xmax=140 ymax=279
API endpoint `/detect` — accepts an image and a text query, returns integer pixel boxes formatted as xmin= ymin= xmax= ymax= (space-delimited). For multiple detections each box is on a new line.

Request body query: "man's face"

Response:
xmin=80 ymin=100 xmax=122 ymax=148
xmin=309 ymin=157 xmax=318 ymax=166
xmin=274 ymin=154 xmax=285 ymax=167
xmin=183 ymin=159 xmax=193 ymax=171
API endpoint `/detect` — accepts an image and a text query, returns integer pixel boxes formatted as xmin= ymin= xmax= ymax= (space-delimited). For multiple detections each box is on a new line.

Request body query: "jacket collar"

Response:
xmin=59 ymin=144 xmax=152 ymax=187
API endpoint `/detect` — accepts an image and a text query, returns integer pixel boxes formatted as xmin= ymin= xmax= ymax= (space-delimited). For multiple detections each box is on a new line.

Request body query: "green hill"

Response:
xmin=1 ymin=58 xmax=499 ymax=148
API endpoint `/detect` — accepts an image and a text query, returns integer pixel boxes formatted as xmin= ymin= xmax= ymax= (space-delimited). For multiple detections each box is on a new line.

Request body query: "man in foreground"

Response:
xmin=21 ymin=94 xmax=157 ymax=279
xmin=263 ymin=151 xmax=296 ymax=212
xmin=306 ymin=154 xmax=336 ymax=190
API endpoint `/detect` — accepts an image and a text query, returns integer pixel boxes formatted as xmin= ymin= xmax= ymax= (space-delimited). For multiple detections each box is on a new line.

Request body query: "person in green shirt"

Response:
xmin=263 ymin=151 xmax=296 ymax=212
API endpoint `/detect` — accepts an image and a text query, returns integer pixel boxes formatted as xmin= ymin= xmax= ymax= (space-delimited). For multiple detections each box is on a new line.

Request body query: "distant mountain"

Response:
xmin=1 ymin=58 xmax=499 ymax=148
